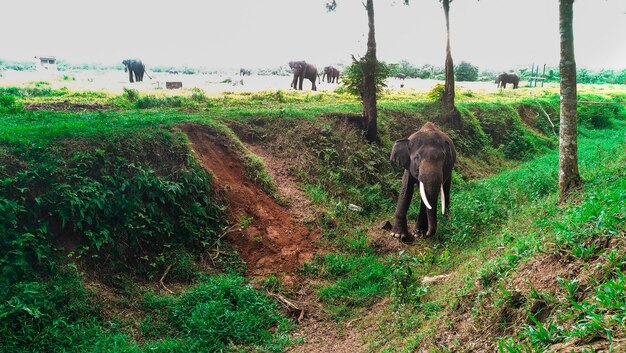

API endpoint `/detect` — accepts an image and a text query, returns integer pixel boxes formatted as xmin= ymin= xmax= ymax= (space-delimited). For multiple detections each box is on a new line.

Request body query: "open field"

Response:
xmin=0 ymin=69 xmax=558 ymax=95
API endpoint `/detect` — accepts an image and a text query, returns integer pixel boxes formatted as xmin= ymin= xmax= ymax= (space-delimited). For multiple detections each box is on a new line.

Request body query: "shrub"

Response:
xmin=0 ymin=93 xmax=23 ymax=113
xmin=340 ymin=59 xmax=393 ymax=98
xmin=455 ymin=61 xmax=479 ymax=81
xmin=577 ymin=103 xmax=616 ymax=129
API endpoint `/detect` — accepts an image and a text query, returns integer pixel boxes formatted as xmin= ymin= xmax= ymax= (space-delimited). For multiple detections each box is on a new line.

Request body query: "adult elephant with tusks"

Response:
xmin=289 ymin=60 xmax=319 ymax=91
xmin=495 ymin=72 xmax=519 ymax=89
xmin=390 ymin=122 xmax=456 ymax=243
xmin=122 ymin=59 xmax=151 ymax=83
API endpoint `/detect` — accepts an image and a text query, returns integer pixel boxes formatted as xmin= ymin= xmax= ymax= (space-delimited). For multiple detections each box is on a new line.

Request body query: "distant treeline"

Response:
xmin=1 ymin=59 xmax=624 ymax=84
xmin=392 ymin=60 xmax=626 ymax=84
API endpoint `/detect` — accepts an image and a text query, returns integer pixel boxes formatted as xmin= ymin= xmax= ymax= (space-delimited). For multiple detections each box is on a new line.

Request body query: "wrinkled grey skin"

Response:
xmin=322 ymin=66 xmax=340 ymax=83
xmin=122 ymin=59 xmax=145 ymax=83
xmin=495 ymin=73 xmax=519 ymax=89
xmin=288 ymin=61 xmax=319 ymax=91
xmin=390 ymin=122 xmax=456 ymax=243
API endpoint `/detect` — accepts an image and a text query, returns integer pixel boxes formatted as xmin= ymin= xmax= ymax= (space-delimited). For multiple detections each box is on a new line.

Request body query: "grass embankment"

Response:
xmin=1 ymin=85 xmax=624 ymax=352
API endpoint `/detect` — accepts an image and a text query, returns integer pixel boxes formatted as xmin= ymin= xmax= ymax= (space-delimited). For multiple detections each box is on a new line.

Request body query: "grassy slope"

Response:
xmin=1 ymin=85 xmax=624 ymax=352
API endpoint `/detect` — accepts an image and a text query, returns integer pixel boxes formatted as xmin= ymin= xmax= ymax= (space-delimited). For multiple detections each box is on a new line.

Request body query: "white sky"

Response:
xmin=1 ymin=0 xmax=625 ymax=71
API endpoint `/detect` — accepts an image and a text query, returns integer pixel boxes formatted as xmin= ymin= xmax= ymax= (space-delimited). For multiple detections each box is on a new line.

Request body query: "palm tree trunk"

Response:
xmin=362 ymin=0 xmax=379 ymax=143
xmin=558 ymin=0 xmax=582 ymax=201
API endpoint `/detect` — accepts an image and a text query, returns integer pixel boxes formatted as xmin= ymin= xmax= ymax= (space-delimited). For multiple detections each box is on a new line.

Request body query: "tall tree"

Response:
xmin=558 ymin=0 xmax=582 ymax=200
xmin=362 ymin=0 xmax=379 ymax=142
xmin=326 ymin=0 xmax=379 ymax=143
xmin=442 ymin=0 xmax=455 ymax=110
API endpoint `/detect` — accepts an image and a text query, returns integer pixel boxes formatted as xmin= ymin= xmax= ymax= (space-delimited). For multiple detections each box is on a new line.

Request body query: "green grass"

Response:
xmin=1 ymin=84 xmax=624 ymax=352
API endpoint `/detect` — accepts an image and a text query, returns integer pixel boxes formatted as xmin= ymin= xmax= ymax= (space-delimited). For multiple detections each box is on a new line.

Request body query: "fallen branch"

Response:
xmin=534 ymin=97 xmax=557 ymax=136
xmin=159 ymin=263 xmax=174 ymax=294
xmin=267 ymin=291 xmax=306 ymax=322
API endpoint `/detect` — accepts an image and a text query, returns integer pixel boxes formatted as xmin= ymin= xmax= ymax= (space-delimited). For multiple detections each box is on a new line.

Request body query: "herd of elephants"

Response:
xmin=119 ymin=58 xmax=519 ymax=243
xmin=121 ymin=58 xmax=521 ymax=90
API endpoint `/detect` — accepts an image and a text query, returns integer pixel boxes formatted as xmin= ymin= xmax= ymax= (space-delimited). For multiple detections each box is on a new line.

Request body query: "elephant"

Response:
xmin=122 ymin=59 xmax=147 ymax=83
xmin=390 ymin=122 xmax=457 ymax=242
xmin=322 ymin=66 xmax=340 ymax=83
xmin=395 ymin=73 xmax=407 ymax=80
xmin=288 ymin=61 xmax=319 ymax=91
xmin=240 ymin=68 xmax=251 ymax=76
xmin=495 ymin=73 xmax=519 ymax=89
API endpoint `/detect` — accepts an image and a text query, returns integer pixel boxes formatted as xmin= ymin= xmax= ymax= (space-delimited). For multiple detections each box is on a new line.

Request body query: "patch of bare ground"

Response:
xmin=510 ymin=252 xmax=580 ymax=294
xmin=178 ymin=123 xmax=321 ymax=279
xmin=287 ymin=300 xmax=388 ymax=353
xmin=245 ymin=143 xmax=319 ymax=224
xmin=25 ymin=101 xmax=117 ymax=111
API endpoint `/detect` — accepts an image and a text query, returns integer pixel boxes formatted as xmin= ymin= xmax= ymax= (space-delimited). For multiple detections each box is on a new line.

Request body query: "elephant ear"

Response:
xmin=390 ymin=139 xmax=411 ymax=170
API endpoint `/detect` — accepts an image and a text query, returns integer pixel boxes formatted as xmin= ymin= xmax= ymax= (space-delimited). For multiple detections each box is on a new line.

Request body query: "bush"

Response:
xmin=577 ymin=103 xmax=616 ymax=129
xmin=340 ymin=59 xmax=393 ymax=98
xmin=455 ymin=61 xmax=479 ymax=81
xmin=0 ymin=93 xmax=23 ymax=113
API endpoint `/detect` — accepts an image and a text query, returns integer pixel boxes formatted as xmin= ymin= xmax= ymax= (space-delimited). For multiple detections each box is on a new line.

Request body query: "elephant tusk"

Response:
xmin=419 ymin=181 xmax=432 ymax=210
xmin=440 ymin=184 xmax=446 ymax=215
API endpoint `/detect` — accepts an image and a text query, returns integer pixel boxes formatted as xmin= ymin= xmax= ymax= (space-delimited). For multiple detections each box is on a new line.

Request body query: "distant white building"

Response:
xmin=35 ymin=56 xmax=57 ymax=71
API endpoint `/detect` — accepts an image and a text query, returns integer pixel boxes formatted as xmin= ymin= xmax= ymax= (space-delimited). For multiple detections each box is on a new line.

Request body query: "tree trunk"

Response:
xmin=441 ymin=0 xmax=461 ymax=129
xmin=558 ymin=0 xmax=582 ymax=201
xmin=362 ymin=0 xmax=379 ymax=143
xmin=442 ymin=0 xmax=454 ymax=110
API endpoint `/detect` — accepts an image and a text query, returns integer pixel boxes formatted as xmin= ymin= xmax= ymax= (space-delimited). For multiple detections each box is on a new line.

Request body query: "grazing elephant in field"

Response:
xmin=240 ymin=68 xmax=251 ymax=76
xmin=289 ymin=61 xmax=319 ymax=91
xmin=122 ymin=59 xmax=147 ymax=83
xmin=322 ymin=66 xmax=340 ymax=83
xmin=390 ymin=122 xmax=456 ymax=242
xmin=496 ymin=73 xmax=519 ymax=89
xmin=395 ymin=73 xmax=407 ymax=80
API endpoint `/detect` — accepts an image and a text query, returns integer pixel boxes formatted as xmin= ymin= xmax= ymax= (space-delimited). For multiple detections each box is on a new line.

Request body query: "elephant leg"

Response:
xmin=298 ymin=76 xmax=304 ymax=90
xmin=414 ymin=202 xmax=428 ymax=236
xmin=391 ymin=170 xmax=415 ymax=242
xmin=311 ymin=78 xmax=317 ymax=91
xmin=129 ymin=70 xmax=134 ymax=83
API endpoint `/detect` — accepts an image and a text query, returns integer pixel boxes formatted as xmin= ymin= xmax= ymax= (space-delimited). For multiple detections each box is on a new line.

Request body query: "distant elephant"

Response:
xmin=240 ymin=68 xmax=251 ymax=76
xmin=122 ymin=59 xmax=147 ymax=83
xmin=390 ymin=122 xmax=457 ymax=242
xmin=289 ymin=61 xmax=319 ymax=91
xmin=496 ymin=73 xmax=519 ymax=89
xmin=395 ymin=73 xmax=407 ymax=80
xmin=322 ymin=66 xmax=340 ymax=83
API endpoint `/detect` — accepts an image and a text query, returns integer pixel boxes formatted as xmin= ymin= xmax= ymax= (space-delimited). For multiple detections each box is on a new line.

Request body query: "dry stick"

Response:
xmin=267 ymin=291 xmax=306 ymax=322
xmin=534 ymin=97 xmax=557 ymax=136
xmin=159 ymin=263 xmax=174 ymax=294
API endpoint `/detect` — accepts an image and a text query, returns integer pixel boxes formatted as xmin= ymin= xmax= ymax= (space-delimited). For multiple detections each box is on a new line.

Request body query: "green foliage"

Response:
xmin=340 ymin=59 xmax=393 ymax=98
xmin=140 ymin=275 xmax=293 ymax=352
xmin=455 ymin=61 xmax=479 ymax=81
xmin=0 ymin=129 xmax=225 ymax=280
xmin=0 ymin=93 xmax=23 ymax=113
xmin=577 ymin=103 xmax=619 ymax=129
xmin=392 ymin=61 xmax=443 ymax=79
xmin=122 ymin=87 xmax=139 ymax=102
xmin=307 ymin=254 xmax=391 ymax=314
xmin=0 ymin=86 xmax=68 ymax=98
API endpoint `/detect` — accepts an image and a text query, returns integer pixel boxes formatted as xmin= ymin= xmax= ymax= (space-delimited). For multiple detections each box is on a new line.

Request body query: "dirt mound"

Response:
xmin=179 ymin=123 xmax=320 ymax=278
xmin=25 ymin=101 xmax=116 ymax=111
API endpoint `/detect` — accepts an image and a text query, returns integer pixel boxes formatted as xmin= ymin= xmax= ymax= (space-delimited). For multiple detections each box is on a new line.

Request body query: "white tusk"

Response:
xmin=420 ymin=181 xmax=432 ymax=210
xmin=440 ymin=185 xmax=446 ymax=215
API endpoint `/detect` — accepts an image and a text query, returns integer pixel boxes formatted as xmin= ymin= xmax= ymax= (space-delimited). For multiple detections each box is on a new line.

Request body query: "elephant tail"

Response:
xmin=144 ymin=71 xmax=153 ymax=79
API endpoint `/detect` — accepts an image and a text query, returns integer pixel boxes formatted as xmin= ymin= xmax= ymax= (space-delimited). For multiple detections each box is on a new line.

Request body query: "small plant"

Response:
xmin=123 ymin=87 xmax=139 ymax=102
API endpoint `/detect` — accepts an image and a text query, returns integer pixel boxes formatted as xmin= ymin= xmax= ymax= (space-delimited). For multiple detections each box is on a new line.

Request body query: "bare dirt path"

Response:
xmin=180 ymin=123 xmax=320 ymax=278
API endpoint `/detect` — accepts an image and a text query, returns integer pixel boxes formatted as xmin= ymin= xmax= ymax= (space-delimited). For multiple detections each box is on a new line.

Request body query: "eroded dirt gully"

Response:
xmin=179 ymin=123 xmax=320 ymax=279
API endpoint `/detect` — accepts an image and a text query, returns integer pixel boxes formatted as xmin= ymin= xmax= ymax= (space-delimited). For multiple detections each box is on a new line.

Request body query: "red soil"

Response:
xmin=179 ymin=123 xmax=320 ymax=278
